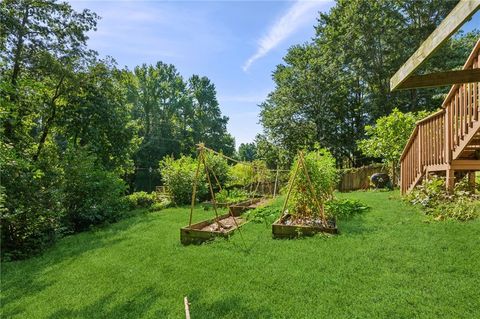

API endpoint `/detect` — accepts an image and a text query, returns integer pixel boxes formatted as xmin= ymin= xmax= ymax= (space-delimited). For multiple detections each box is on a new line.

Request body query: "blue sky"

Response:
xmin=69 ymin=0 xmax=479 ymax=148
xmin=69 ymin=0 xmax=336 ymax=147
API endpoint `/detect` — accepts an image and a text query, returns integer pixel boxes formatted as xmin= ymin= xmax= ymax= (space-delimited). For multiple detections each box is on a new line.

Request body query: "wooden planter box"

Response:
xmin=228 ymin=198 xmax=264 ymax=216
xmin=180 ymin=213 xmax=245 ymax=245
xmin=272 ymin=215 xmax=338 ymax=239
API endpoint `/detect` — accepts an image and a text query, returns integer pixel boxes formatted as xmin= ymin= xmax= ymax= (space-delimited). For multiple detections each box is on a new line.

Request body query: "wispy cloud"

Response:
xmin=243 ymin=0 xmax=331 ymax=72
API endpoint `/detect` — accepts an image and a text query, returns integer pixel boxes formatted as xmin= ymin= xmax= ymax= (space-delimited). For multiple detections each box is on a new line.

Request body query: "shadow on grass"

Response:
xmin=337 ymin=217 xmax=376 ymax=235
xmin=1 ymin=213 xmax=156 ymax=316
xmin=190 ymin=292 xmax=274 ymax=318
xmin=46 ymin=286 xmax=168 ymax=319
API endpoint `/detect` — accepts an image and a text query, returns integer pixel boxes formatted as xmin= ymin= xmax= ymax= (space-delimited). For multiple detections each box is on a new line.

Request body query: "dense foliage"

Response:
xmin=125 ymin=192 xmax=157 ymax=210
xmin=0 ymin=0 xmax=235 ymax=259
xmin=237 ymin=142 xmax=257 ymax=161
xmin=159 ymin=153 xmax=229 ymax=205
xmin=62 ymin=149 xmax=127 ymax=232
xmin=215 ymin=189 xmax=250 ymax=204
xmin=357 ymin=108 xmax=428 ymax=184
xmin=406 ymin=176 xmax=480 ymax=221
xmin=258 ymin=0 xmax=478 ymax=167
xmin=287 ymin=149 xmax=338 ymax=218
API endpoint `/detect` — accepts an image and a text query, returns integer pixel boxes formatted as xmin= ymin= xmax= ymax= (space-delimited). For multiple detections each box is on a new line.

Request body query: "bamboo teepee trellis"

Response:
xmin=280 ymin=151 xmax=327 ymax=226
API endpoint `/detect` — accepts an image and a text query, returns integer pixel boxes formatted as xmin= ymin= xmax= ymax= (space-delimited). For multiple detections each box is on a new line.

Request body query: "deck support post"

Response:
xmin=446 ymin=169 xmax=455 ymax=193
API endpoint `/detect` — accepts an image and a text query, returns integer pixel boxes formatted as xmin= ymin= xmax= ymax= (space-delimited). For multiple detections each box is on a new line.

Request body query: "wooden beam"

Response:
xmin=396 ymin=68 xmax=480 ymax=90
xmin=451 ymin=159 xmax=480 ymax=170
xmin=390 ymin=0 xmax=480 ymax=91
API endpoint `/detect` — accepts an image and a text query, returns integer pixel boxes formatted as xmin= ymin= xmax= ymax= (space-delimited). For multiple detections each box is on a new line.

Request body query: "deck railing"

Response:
xmin=400 ymin=41 xmax=480 ymax=194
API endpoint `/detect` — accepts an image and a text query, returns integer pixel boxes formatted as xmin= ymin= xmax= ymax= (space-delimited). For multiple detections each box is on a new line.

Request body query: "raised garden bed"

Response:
xmin=228 ymin=197 xmax=268 ymax=215
xmin=180 ymin=213 xmax=246 ymax=245
xmin=272 ymin=214 xmax=337 ymax=239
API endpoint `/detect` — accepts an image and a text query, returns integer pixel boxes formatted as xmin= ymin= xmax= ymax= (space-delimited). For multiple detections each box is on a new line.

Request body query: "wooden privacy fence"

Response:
xmin=338 ymin=164 xmax=389 ymax=192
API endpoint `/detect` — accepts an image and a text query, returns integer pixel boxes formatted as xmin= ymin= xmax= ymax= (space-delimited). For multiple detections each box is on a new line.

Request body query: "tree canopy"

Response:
xmin=259 ymin=0 xmax=478 ymax=168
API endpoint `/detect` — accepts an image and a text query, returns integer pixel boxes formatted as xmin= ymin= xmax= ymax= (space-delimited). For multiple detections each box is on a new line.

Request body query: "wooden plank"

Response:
xmin=390 ymin=0 xmax=480 ymax=91
xmin=396 ymin=68 xmax=480 ymax=90
xmin=451 ymin=159 xmax=480 ymax=170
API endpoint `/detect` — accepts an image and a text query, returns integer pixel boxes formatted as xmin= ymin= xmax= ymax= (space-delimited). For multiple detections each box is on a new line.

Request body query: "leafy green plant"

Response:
xmin=159 ymin=153 xmax=229 ymax=205
xmin=406 ymin=175 xmax=480 ymax=221
xmin=125 ymin=192 xmax=157 ymax=210
xmin=159 ymin=155 xmax=206 ymax=205
xmin=229 ymin=163 xmax=255 ymax=187
xmin=325 ymin=199 xmax=369 ymax=219
xmin=287 ymin=149 xmax=338 ymax=219
xmin=62 ymin=149 xmax=127 ymax=232
xmin=1 ymin=141 xmax=65 ymax=259
xmin=149 ymin=198 xmax=172 ymax=212
xmin=215 ymin=189 xmax=249 ymax=204
xmin=245 ymin=206 xmax=280 ymax=226
xmin=357 ymin=108 xmax=429 ymax=185
xmin=431 ymin=199 xmax=480 ymax=221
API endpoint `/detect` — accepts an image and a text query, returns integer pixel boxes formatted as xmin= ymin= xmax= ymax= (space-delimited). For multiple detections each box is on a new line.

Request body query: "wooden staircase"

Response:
xmin=400 ymin=39 xmax=480 ymax=194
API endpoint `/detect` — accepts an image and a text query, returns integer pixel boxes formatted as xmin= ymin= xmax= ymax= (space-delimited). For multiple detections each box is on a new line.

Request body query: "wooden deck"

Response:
xmin=400 ymin=39 xmax=480 ymax=194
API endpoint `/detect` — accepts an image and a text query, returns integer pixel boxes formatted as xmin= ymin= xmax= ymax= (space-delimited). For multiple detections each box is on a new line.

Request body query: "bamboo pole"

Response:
xmin=202 ymin=154 xmax=220 ymax=221
xmin=189 ymin=146 xmax=203 ymax=227
xmin=281 ymin=156 xmax=301 ymax=219
xmin=298 ymin=152 xmax=327 ymax=224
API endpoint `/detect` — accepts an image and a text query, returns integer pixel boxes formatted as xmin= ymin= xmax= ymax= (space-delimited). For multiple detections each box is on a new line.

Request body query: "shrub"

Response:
xmin=125 ymin=191 xmax=156 ymax=210
xmin=204 ymin=152 xmax=230 ymax=191
xmin=215 ymin=189 xmax=249 ymax=204
xmin=159 ymin=153 xmax=229 ymax=205
xmin=1 ymin=142 xmax=65 ymax=259
xmin=229 ymin=163 xmax=255 ymax=187
xmin=325 ymin=199 xmax=369 ymax=219
xmin=287 ymin=149 xmax=338 ymax=218
xmin=149 ymin=198 xmax=172 ymax=212
xmin=62 ymin=149 xmax=127 ymax=232
xmin=159 ymin=155 xmax=207 ymax=205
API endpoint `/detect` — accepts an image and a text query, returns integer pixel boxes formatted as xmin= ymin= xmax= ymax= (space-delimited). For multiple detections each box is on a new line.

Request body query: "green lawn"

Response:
xmin=2 ymin=191 xmax=480 ymax=318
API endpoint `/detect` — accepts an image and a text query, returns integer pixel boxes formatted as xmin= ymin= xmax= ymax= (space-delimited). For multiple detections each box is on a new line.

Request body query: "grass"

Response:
xmin=2 ymin=191 xmax=480 ymax=318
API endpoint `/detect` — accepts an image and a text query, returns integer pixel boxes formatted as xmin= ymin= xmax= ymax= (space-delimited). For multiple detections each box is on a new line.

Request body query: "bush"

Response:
xmin=229 ymin=163 xmax=255 ymax=187
xmin=1 ymin=142 xmax=65 ymax=259
xmin=215 ymin=188 xmax=249 ymax=204
xmin=204 ymin=152 xmax=230 ymax=191
xmin=125 ymin=191 xmax=156 ymax=210
xmin=62 ymin=150 xmax=127 ymax=232
xmin=149 ymin=198 xmax=172 ymax=212
xmin=228 ymin=160 xmax=272 ymax=189
xmin=287 ymin=149 xmax=338 ymax=218
xmin=159 ymin=155 xmax=207 ymax=205
xmin=325 ymin=199 xmax=369 ymax=219
xmin=159 ymin=153 xmax=229 ymax=205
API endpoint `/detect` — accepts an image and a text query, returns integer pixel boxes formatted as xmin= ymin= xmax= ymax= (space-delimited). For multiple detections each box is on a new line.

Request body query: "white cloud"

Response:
xmin=243 ymin=0 xmax=331 ymax=72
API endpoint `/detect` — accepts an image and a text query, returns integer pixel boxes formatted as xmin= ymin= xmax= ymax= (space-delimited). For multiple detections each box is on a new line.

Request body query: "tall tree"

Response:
xmin=260 ymin=0 xmax=476 ymax=167
xmin=0 ymin=0 xmax=98 ymax=143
